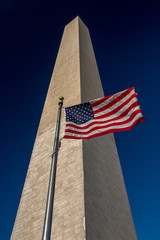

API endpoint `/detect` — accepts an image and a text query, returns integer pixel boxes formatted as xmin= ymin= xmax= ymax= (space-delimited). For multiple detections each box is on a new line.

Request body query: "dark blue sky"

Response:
xmin=1 ymin=1 xmax=160 ymax=239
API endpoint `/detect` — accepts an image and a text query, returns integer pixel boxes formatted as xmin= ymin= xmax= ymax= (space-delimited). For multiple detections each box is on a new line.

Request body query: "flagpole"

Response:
xmin=42 ymin=96 xmax=64 ymax=240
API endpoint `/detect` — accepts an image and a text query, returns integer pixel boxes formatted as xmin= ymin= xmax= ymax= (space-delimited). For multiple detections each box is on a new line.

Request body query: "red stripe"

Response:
xmin=65 ymin=112 xmax=144 ymax=135
xmin=64 ymin=117 xmax=145 ymax=139
xmin=94 ymin=96 xmax=139 ymax=120
xmin=91 ymin=87 xmax=134 ymax=109
xmin=66 ymin=107 xmax=142 ymax=130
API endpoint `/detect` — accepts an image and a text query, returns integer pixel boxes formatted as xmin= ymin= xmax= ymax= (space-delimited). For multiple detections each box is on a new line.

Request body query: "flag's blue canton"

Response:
xmin=65 ymin=102 xmax=94 ymax=125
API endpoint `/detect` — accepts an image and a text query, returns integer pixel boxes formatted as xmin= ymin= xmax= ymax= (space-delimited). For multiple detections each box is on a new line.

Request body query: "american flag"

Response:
xmin=64 ymin=87 xmax=145 ymax=139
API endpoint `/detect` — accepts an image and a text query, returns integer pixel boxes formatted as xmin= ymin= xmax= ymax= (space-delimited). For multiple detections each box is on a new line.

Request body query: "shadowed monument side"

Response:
xmin=11 ymin=16 xmax=137 ymax=240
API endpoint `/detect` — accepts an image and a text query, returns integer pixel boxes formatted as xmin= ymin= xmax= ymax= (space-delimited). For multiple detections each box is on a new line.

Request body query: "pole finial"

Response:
xmin=59 ymin=96 xmax=64 ymax=100
xmin=59 ymin=96 xmax=64 ymax=105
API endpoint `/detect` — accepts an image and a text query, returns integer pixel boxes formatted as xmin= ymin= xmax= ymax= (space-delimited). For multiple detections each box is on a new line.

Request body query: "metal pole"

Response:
xmin=42 ymin=96 xmax=64 ymax=240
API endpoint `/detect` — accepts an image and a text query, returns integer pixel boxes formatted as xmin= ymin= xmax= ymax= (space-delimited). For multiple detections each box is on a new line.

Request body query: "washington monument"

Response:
xmin=11 ymin=16 xmax=137 ymax=240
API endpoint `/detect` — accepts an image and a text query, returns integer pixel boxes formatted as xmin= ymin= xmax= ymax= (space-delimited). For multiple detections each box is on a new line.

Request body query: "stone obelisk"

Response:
xmin=11 ymin=16 xmax=137 ymax=240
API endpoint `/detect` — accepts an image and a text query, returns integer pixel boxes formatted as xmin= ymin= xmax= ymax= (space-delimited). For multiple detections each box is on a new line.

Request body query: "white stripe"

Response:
xmin=89 ymin=96 xmax=104 ymax=105
xmin=65 ymin=113 xmax=143 ymax=138
xmin=94 ymin=103 xmax=140 ymax=122
xmin=94 ymin=95 xmax=137 ymax=118
xmin=93 ymin=89 xmax=136 ymax=116
xmin=92 ymin=88 xmax=134 ymax=111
